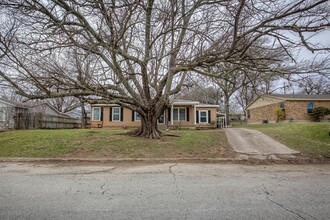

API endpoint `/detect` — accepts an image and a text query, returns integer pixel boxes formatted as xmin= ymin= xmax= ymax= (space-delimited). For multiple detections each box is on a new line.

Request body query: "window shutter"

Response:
xmin=208 ymin=110 xmax=211 ymax=123
xmin=186 ymin=107 xmax=189 ymax=121
xmin=109 ymin=108 xmax=112 ymax=121
xmin=132 ymin=110 xmax=135 ymax=121
xmin=100 ymin=107 xmax=104 ymax=121
xmin=120 ymin=107 xmax=124 ymax=121
xmin=168 ymin=108 xmax=171 ymax=121
xmin=196 ymin=110 xmax=199 ymax=123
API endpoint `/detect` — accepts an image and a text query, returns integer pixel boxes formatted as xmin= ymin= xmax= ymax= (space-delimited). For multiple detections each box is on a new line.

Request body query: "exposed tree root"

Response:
xmin=128 ymin=127 xmax=162 ymax=139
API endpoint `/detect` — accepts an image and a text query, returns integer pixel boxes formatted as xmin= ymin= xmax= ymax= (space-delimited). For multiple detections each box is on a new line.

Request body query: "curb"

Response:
xmin=0 ymin=157 xmax=242 ymax=164
xmin=0 ymin=157 xmax=328 ymax=165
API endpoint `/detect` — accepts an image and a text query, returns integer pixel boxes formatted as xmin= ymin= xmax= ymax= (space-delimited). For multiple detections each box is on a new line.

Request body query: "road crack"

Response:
xmin=169 ymin=164 xmax=177 ymax=180
xmin=169 ymin=164 xmax=179 ymax=191
xmin=100 ymin=182 xmax=106 ymax=195
xmin=262 ymin=184 xmax=318 ymax=220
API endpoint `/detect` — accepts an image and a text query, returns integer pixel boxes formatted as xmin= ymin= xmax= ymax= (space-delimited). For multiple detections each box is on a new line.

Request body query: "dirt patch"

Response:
xmin=65 ymin=130 xmax=237 ymax=159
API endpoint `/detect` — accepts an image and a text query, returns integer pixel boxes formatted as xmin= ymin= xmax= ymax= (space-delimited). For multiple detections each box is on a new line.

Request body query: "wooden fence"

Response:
xmin=14 ymin=112 xmax=80 ymax=129
xmin=1 ymin=106 xmax=82 ymax=130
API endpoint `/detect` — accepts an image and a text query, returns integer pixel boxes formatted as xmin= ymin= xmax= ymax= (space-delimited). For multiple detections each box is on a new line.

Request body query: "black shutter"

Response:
xmin=196 ymin=110 xmax=199 ymax=123
xmin=168 ymin=108 xmax=171 ymax=121
xmin=186 ymin=107 xmax=189 ymax=121
xmin=120 ymin=107 xmax=124 ymax=121
xmin=208 ymin=110 xmax=211 ymax=123
xmin=100 ymin=107 xmax=104 ymax=121
xmin=132 ymin=110 xmax=135 ymax=121
xmin=109 ymin=107 xmax=112 ymax=121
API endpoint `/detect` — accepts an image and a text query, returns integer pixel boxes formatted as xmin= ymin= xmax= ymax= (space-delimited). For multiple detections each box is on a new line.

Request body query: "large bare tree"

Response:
xmin=0 ymin=0 xmax=329 ymax=138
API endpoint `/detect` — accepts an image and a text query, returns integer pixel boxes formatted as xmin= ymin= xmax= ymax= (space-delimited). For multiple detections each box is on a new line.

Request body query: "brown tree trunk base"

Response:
xmin=128 ymin=127 xmax=162 ymax=139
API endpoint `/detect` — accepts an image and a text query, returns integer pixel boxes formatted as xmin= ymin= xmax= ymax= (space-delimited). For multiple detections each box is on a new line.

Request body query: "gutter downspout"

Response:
xmin=171 ymin=104 xmax=173 ymax=126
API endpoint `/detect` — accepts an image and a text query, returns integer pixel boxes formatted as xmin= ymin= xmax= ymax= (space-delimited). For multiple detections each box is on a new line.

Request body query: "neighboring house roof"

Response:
xmin=0 ymin=98 xmax=73 ymax=118
xmin=0 ymin=97 xmax=28 ymax=108
xmin=246 ymin=94 xmax=330 ymax=110
xmin=266 ymin=94 xmax=330 ymax=100
xmin=28 ymin=103 xmax=71 ymax=118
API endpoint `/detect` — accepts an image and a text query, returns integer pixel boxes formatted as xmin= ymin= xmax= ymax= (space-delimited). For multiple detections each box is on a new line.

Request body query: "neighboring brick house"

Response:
xmin=90 ymin=100 xmax=218 ymax=129
xmin=245 ymin=94 xmax=330 ymax=123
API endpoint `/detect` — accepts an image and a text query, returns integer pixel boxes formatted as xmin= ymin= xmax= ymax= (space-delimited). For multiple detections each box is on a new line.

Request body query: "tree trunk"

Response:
xmin=80 ymin=99 xmax=86 ymax=128
xmin=224 ymin=95 xmax=230 ymax=126
xmin=129 ymin=110 xmax=162 ymax=139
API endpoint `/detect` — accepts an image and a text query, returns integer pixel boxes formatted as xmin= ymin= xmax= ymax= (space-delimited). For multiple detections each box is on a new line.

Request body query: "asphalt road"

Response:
xmin=1 ymin=162 xmax=329 ymax=220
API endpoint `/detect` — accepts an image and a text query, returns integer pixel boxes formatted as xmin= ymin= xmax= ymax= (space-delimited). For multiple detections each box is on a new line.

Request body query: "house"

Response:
xmin=90 ymin=99 xmax=219 ymax=129
xmin=0 ymin=97 xmax=80 ymax=130
xmin=0 ymin=97 xmax=28 ymax=130
xmin=245 ymin=94 xmax=330 ymax=123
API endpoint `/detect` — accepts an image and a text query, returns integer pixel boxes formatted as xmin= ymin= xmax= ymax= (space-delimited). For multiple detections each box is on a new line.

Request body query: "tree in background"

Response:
xmin=297 ymin=75 xmax=330 ymax=95
xmin=0 ymin=0 xmax=329 ymax=138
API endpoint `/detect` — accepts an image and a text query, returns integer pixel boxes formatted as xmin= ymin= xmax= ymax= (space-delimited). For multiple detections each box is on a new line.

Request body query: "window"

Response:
xmin=199 ymin=110 xmax=208 ymax=123
xmin=307 ymin=102 xmax=314 ymax=114
xmin=92 ymin=107 xmax=101 ymax=121
xmin=279 ymin=102 xmax=285 ymax=110
xmin=112 ymin=107 xmax=121 ymax=121
xmin=173 ymin=107 xmax=186 ymax=121
xmin=247 ymin=110 xmax=251 ymax=119
xmin=134 ymin=112 xmax=141 ymax=121
xmin=158 ymin=113 xmax=165 ymax=124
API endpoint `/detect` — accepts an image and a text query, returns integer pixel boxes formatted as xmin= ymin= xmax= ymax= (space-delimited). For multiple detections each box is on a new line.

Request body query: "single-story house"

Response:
xmin=245 ymin=94 xmax=330 ymax=123
xmin=90 ymin=99 xmax=219 ymax=129
xmin=0 ymin=97 xmax=28 ymax=130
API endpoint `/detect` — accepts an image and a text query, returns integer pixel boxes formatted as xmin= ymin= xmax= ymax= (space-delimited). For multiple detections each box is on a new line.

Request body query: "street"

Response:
xmin=0 ymin=162 xmax=329 ymax=220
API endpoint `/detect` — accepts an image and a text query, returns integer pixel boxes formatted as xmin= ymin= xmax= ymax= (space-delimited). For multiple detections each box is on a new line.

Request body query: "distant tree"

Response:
xmin=179 ymin=77 xmax=222 ymax=105
xmin=297 ymin=76 xmax=330 ymax=95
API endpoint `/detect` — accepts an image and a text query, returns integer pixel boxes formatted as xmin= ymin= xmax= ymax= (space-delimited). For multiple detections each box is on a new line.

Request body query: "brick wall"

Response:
xmin=286 ymin=100 xmax=330 ymax=121
xmin=247 ymin=100 xmax=330 ymax=123
xmin=247 ymin=103 xmax=279 ymax=123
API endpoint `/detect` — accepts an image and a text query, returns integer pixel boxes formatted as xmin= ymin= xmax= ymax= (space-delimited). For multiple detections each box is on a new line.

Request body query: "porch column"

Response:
xmin=171 ymin=104 xmax=173 ymax=125
xmin=194 ymin=105 xmax=196 ymax=125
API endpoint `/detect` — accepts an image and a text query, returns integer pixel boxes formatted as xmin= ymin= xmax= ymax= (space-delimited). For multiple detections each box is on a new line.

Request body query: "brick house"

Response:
xmin=245 ymin=94 xmax=330 ymax=123
xmin=90 ymin=100 xmax=218 ymax=129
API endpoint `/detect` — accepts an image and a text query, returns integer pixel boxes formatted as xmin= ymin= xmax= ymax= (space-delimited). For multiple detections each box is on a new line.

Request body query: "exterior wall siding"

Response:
xmin=91 ymin=107 xmax=141 ymax=128
xmin=90 ymin=105 xmax=218 ymax=129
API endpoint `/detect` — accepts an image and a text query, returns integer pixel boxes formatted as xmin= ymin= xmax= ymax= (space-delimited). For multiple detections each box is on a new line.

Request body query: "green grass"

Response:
xmin=242 ymin=122 xmax=330 ymax=157
xmin=0 ymin=129 xmax=233 ymax=158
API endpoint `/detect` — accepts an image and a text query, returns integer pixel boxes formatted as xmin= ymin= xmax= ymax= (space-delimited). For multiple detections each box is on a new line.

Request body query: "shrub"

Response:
xmin=275 ymin=108 xmax=286 ymax=122
xmin=311 ymin=107 xmax=330 ymax=121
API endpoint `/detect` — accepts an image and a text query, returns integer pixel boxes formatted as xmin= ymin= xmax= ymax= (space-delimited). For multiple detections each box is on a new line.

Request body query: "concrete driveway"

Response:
xmin=225 ymin=128 xmax=300 ymax=157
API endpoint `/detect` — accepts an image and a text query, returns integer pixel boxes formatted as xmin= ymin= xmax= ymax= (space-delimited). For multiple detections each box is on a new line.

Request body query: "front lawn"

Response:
xmin=0 ymin=129 xmax=235 ymax=158
xmin=242 ymin=122 xmax=330 ymax=157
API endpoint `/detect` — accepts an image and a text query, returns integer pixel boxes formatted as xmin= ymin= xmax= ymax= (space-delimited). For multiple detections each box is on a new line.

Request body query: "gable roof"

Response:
xmin=0 ymin=97 xmax=28 ymax=108
xmin=245 ymin=93 xmax=330 ymax=110
xmin=267 ymin=94 xmax=330 ymax=100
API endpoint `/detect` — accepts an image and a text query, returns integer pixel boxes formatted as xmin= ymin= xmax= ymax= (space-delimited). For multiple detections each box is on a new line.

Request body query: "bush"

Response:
xmin=275 ymin=108 xmax=286 ymax=122
xmin=311 ymin=107 xmax=330 ymax=121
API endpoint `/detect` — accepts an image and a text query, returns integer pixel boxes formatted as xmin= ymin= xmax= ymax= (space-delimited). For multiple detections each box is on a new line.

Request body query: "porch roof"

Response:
xmin=171 ymin=99 xmax=200 ymax=105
